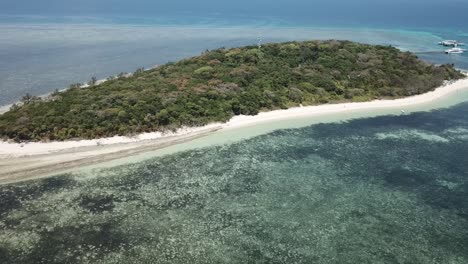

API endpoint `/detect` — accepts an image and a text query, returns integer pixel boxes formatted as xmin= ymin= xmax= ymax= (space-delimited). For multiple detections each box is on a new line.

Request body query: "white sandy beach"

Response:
xmin=0 ymin=124 xmax=224 ymax=157
xmin=3 ymin=77 xmax=468 ymax=157
xmin=224 ymin=78 xmax=468 ymax=129
xmin=0 ymin=76 xmax=468 ymax=183
xmin=0 ymin=104 xmax=11 ymax=115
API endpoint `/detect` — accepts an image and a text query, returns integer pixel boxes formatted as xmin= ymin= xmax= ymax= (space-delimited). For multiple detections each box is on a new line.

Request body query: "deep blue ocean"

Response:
xmin=0 ymin=1 xmax=467 ymax=105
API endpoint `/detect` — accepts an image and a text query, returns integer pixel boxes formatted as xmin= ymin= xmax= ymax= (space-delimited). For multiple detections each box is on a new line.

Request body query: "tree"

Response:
xmin=288 ymin=87 xmax=303 ymax=103
xmin=20 ymin=93 xmax=36 ymax=104
xmin=156 ymin=109 xmax=170 ymax=125
xmin=0 ymin=40 xmax=463 ymax=142
xmin=51 ymin=89 xmax=60 ymax=96
xmin=9 ymin=103 xmax=20 ymax=111
xmin=118 ymin=110 xmax=128 ymax=121
xmin=134 ymin=68 xmax=145 ymax=75
xmin=88 ymin=76 xmax=98 ymax=86
xmin=69 ymin=83 xmax=82 ymax=89
xmin=194 ymin=66 xmax=214 ymax=79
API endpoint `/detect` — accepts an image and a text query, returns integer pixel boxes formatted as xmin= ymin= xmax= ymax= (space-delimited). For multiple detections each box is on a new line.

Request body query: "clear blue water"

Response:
xmin=2 ymin=0 xmax=468 ymax=29
xmin=1 ymin=102 xmax=468 ymax=263
xmin=1 ymin=4 xmax=468 ymax=262
xmin=0 ymin=10 xmax=467 ymax=106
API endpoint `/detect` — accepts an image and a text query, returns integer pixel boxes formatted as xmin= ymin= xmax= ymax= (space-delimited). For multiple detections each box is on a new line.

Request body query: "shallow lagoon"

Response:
xmin=0 ymin=20 xmax=467 ymax=106
xmin=1 ymin=98 xmax=468 ymax=263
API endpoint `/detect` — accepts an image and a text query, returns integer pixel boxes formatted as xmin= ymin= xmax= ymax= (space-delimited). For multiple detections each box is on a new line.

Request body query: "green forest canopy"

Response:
xmin=0 ymin=40 xmax=464 ymax=142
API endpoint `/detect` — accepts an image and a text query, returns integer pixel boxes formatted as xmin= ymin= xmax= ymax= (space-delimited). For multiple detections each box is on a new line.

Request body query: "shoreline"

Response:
xmin=1 ymin=77 xmax=468 ymax=184
xmin=0 ymin=65 xmax=159 ymax=115
xmin=0 ymin=104 xmax=10 ymax=114
xmin=0 ymin=126 xmax=222 ymax=185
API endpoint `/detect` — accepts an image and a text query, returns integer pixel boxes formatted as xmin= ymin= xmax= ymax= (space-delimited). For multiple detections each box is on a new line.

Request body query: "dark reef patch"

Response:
xmin=1 ymin=102 xmax=468 ymax=263
xmin=79 ymin=193 xmax=115 ymax=213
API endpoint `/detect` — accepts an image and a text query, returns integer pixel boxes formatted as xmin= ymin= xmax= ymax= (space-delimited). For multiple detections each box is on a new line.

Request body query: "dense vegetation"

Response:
xmin=0 ymin=40 xmax=464 ymax=142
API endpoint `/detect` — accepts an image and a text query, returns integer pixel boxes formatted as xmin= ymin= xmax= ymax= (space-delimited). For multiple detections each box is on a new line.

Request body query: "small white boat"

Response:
xmin=438 ymin=40 xmax=464 ymax=47
xmin=445 ymin=47 xmax=466 ymax=54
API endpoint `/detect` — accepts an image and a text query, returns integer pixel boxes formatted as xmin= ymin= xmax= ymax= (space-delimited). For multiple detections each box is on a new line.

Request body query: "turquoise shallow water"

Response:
xmin=2 ymin=10 xmax=468 ymax=263
xmin=0 ymin=16 xmax=467 ymax=105
xmin=1 ymin=100 xmax=468 ymax=263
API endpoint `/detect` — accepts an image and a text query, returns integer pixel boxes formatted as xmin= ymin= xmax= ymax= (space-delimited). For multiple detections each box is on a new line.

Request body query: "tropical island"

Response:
xmin=0 ymin=40 xmax=464 ymax=142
